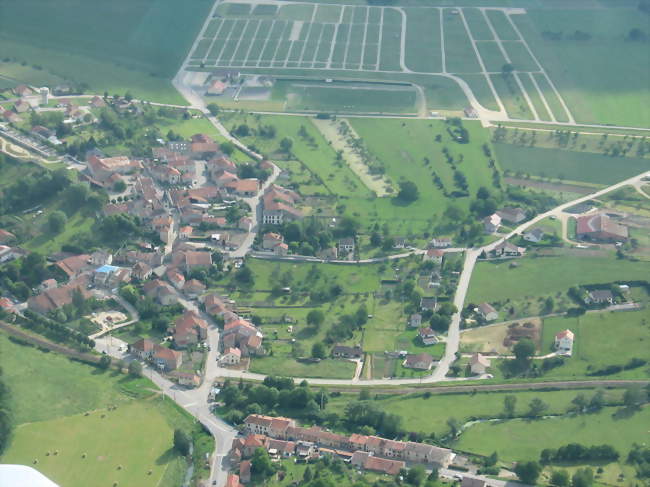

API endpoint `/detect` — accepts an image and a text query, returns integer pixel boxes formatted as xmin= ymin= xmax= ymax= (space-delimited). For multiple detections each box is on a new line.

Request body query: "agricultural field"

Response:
xmin=494 ymin=143 xmax=650 ymax=186
xmin=327 ymin=388 xmax=627 ymax=437
xmin=0 ymin=0 xmax=213 ymax=103
xmin=0 ymin=333 xmax=210 ymax=486
xmin=222 ymin=113 xmax=502 ymax=236
xmin=456 ymin=405 xmax=650 ymax=464
xmin=187 ymin=2 xmax=591 ymax=121
xmin=539 ymin=309 xmax=650 ymax=379
xmin=512 ymin=7 xmax=650 ymax=127
xmin=466 ymin=250 xmax=650 ymax=315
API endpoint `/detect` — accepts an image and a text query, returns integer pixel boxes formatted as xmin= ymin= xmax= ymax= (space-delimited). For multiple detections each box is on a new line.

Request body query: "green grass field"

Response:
xmin=456 ymin=405 xmax=650 ymax=462
xmin=467 ymin=252 xmax=650 ymax=305
xmin=0 ymin=0 xmax=213 ymax=103
xmin=539 ymin=309 xmax=650 ymax=379
xmin=0 ymin=333 xmax=209 ymax=486
xmin=327 ymin=388 xmax=625 ymax=437
xmin=2 ymin=401 xmax=179 ymax=487
xmin=495 ymin=143 xmax=650 ymax=185
xmin=249 ymin=353 xmax=356 ymax=379
xmin=513 ymin=7 xmax=650 ymax=127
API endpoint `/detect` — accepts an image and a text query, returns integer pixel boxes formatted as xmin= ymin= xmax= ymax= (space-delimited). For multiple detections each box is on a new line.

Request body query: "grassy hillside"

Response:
xmin=0 ymin=0 xmax=213 ymax=102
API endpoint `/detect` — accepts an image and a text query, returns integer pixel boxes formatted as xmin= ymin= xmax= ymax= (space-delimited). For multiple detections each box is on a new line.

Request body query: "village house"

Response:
xmin=14 ymin=100 xmax=31 ymax=113
xmin=351 ymin=451 xmax=404 ymax=475
xmin=173 ymin=310 xmax=208 ymax=348
xmin=554 ymin=329 xmax=575 ymax=355
xmin=55 ymin=253 xmax=92 ymax=279
xmin=13 ymin=84 xmax=33 ymax=97
xmin=2 ymin=109 xmax=20 ymax=123
xmin=182 ymin=250 xmax=213 ymax=271
xmin=222 ymin=318 xmax=264 ymax=357
xmin=239 ymin=460 xmax=251 ymax=484
xmin=153 ymin=345 xmax=182 ymax=371
xmin=338 ymin=238 xmax=355 ymax=254
xmin=27 ymin=279 xmax=90 ymax=314
xmin=182 ymin=278 xmax=206 ymax=298
xmin=273 ymin=242 xmax=288 ymax=256
xmin=238 ymin=217 xmax=253 ymax=232
xmin=317 ymin=246 xmax=338 ymax=260
xmin=132 ymin=261 xmax=153 ymax=281
xmin=225 ymin=474 xmax=244 ymax=487
xmin=142 ymin=279 xmax=177 ymax=306
xmin=497 ymin=207 xmax=527 ymax=224
xmin=430 ymin=237 xmax=452 ymax=248
xmin=469 ymin=352 xmax=491 ymax=375
xmin=418 ymin=327 xmax=438 ymax=346
xmin=130 ymin=338 xmax=155 ymax=360
xmin=262 ymin=232 xmax=284 ymax=251
xmin=331 ymin=345 xmax=363 ymax=359
xmin=92 ymin=264 xmax=131 ymax=288
xmin=523 ymin=228 xmax=546 ymax=243
xmin=576 ymin=213 xmax=628 ymax=242
xmin=584 ymin=289 xmax=614 ymax=305
xmin=170 ymin=371 xmax=200 ymax=387
xmin=409 ymin=313 xmax=422 ymax=328
xmin=203 ymin=293 xmax=228 ymax=317
xmin=492 ymin=241 xmax=526 ymax=257
xmin=220 ymin=347 xmax=242 ymax=365
xmin=423 ymin=248 xmax=444 ymax=264
xmin=420 ymin=297 xmax=437 ymax=312
xmin=261 ymin=185 xmax=302 ymax=225
xmin=226 ymin=178 xmax=259 ymax=197
xmin=477 ymin=302 xmax=498 ymax=322
xmin=403 ymin=353 xmax=434 ymax=370
xmin=166 ymin=269 xmax=185 ymax=289
xmin=393 ymin=237 xmax=407 ymax=249
xmin=483 ymin=213 xmax=501 ymax=234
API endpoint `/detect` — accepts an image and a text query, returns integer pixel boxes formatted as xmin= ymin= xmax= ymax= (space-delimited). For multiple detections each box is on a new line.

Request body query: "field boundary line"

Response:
xmin=256 ymin=19 xmax=276 ymax=67
xmin=528 ymin=72 xmax=556 ymax=122
xmin=342 ymin=9 xmax=355 ymax=67
xmin=215 ymin=20 xmax=237 ymax=66
xmin=203 ymin=19 xmax=224 ymax=63
xmin=229 ymin=19 xmax=251 ymax=65
xmin=359 ymin=5 xmax=370 ymax=71
xmin=458 ymin=8 xmax=507 ymax=114
xmin=297 ymin=5 xmax=317 ymax=65
xmin=375 ymin=7 xmax=384 ymax=70
xmin=396 ymin=7 xmax=410 ymax=72
xmin=243 ymin=18 xmax=264 ymax=66
xmin=270 ymin=20 xmax=290 ymax=67
xmin=503 ymin=10 xmax=576 ymax=124
xmin=326 ymin=6 xmax=345 ymax=68
xmin=439 ymin=7 xmax=446 ymax=73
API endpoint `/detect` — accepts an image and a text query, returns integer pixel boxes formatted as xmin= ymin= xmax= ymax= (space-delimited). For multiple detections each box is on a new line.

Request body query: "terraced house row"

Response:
xmin=243 ymin=414 xmax=455 ymax=468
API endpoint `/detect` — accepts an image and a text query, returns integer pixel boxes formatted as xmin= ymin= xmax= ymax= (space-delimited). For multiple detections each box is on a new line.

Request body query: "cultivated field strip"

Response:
xmin=188 ymin=1 xmax=575 ymax=122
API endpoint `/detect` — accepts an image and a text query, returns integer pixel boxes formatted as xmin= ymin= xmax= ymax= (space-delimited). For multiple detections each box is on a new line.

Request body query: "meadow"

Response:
xmin=327 ymin=388 xmax=626 ymax=437
xmin=512 ymin=7 xmax=650 ymax=127
xmin=456 ymin=405 xmax=650 ymax=463
xmin=539 ymin=309 xmax=650 ymax=379
xmin=466 ymin=252 xmax=650 ymax=306
xmin=495 ymin=143 xmax=650 ymax=185
xmin=0 ymin=0 xmax=213 ymax=103
xmin=0 ymin=332 xmax=211 ymax=486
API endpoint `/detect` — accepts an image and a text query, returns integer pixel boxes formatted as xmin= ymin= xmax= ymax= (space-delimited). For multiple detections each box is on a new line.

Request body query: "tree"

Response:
xmin=572 ymin=468 xmax=594 ymax=487
xmin=406 ymin=465 xmax=426 ymax=486
xmin=501 ymin=63 xmax=515 ymax=77
xmin=307 ymin=309 xmax=325 ymax=328
xmin=48 ymin=210 xmax=67 ymax=234
xmin=128 ymin=360 xmax=143 ymax=377
xmin=589 ymin=390 xmax=605 ymax=411
xmin=303 ymin=466 xmax=313 ymax=482
xmin=528 ymin=397 xmax=549 ymax=417
xmin=513 ymin=338 xmax=536 ymax=363
xmin=504 ymin=395 xmax=517 ymax=417
xmin=207 ymin=103 xmax=220 ymax=116
xmin=251 ymin=447 xmax=275 ymax=477
xmin=396 ymin=181 xmax=419 ymax=202
xmin=551 ymin=470 xmax=570 ymax=487
xmin=279 ymin=137 xmax=293 ymax=153
xmin=311 ymin=342 xmax=327 ymax=359
xmin=173 ymin=429 xmax=191 ymax=456
xmin=446 ymin=417 xmax=460 ymax=437
xmin=623 ymin=387 xmax=646 ymax=408
xmin=514 ymin=461 xmax=541 ymax=485
xmin=571 ymin=393 xmax=588 ymax=413
xmin=113 ymin=180 xmax=127 ymax=192
xmin=98 ymin=355 xmax=111 ymax=370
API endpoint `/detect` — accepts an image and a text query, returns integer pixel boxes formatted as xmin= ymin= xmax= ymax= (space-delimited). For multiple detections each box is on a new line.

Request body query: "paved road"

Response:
xmin=229 ymin=163 xmax=281 ymax=258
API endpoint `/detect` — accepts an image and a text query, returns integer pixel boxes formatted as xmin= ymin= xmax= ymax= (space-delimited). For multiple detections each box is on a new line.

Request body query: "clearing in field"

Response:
xmin=312 ymin=117 xmax=393 ymax=196
xmin=460 ymin=318 xmax=542 ymax=355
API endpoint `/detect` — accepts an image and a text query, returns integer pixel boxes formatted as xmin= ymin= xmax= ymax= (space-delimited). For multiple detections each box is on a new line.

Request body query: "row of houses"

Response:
xmin=243 ymin=414 xmax=455 ymax=468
